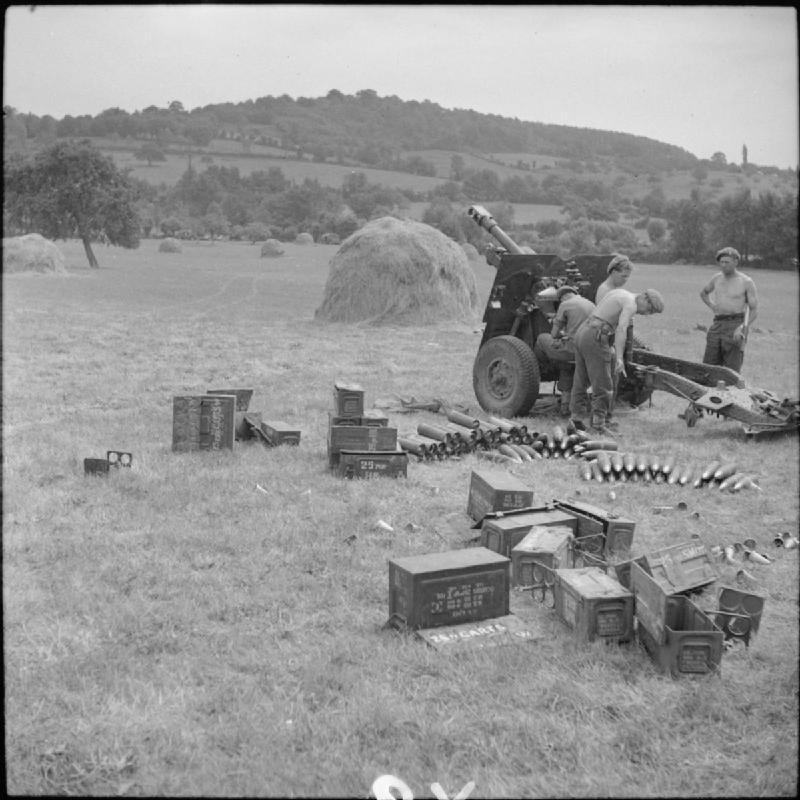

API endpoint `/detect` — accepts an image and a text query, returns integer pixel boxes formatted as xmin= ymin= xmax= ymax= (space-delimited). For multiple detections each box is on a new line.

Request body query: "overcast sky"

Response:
xmin=4 ymin=4 xmax=798 ymax=168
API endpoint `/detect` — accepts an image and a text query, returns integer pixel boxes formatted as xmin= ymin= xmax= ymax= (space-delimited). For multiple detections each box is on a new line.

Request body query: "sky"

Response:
xmin=4 ymin=4 xmax=799 ymax=168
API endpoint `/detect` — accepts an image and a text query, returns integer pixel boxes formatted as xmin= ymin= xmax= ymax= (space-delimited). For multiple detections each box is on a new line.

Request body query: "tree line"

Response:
xmin=4 ymin=139 xmax=797 ymax=270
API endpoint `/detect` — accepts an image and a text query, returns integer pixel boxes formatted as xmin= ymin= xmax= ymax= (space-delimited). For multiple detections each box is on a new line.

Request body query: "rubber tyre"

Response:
xmin=473 ymin=335 xmax=540 ymax=417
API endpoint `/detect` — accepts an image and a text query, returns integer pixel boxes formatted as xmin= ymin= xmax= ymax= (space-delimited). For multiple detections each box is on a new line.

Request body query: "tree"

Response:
xmin=135 ymin=142 xmax=166 ymax=166
xmin=646 ymin=218 xmax=667 ymax=244
xmin=4 ymin=139 xmax=140 ymax=268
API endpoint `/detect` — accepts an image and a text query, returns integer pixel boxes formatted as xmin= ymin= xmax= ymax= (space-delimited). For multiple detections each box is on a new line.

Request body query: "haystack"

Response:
xmin=315 ymin=217 xmax=478 ymax=325
xmin=461 ymin=242 xmax=481 ymax=263
xmin=159 ymin=237 xmax=182 ymax=253
xmin=3 ymin=233 xmax=67 ymax=274
xmin=295 ymin=232 xmax=314 ymax=245
xmin=261 ymin=239 xmax=285 ymax=257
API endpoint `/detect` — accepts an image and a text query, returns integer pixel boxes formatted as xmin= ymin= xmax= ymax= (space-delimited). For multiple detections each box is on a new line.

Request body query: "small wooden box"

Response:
xmin=173 ymin=394 xmax=235 ymax=452
xmin=327 ymin=424 xmax=397 ymax=464
xmin=511 ymin=525 xmax=574 ymax=587
xmin=642 ymin=540 xmax=716 ymax=595
xmin=334 ymin=449 xmax=408 ymax=479
xmin=637 ymin=593 xmax=723 ymax=677
xmin=333 ymin=380 xmax=365 ymax=418
xmin=553 ymin=567 xmax=634 ymax=643
xmin=261 ymin=420 xmax=301 ymax=446
xmin=467 ymin=469 xmax=534 ymax=523
xmin=480 ymin=508 xmax=577 ymax=558
xmin=388 ymin=548 xmax=510 ymax=629
xmin=554 ymin=499 xmax=635 ymax=561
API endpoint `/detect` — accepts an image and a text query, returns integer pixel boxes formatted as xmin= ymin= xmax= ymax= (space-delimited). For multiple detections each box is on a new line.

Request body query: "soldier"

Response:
xmin=570 ymin=287 xmax=665 ymax=434
xmin=595 ymin=254 xmax=634 ymax=303
xmin=700 ymin=247 xmax=758 ymax=372
xmin=534 ymin=286 xmax=595 ymax=416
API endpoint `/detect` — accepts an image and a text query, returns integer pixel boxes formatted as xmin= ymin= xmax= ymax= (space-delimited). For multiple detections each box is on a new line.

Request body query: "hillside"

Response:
xmin=4 ymin=91 xmax=798 ymax=267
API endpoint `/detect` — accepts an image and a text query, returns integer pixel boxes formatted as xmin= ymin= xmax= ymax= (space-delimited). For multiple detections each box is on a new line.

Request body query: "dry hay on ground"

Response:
xmin=158 ymin=237 xmax=182 ymax=253
xmin=261 ymin=239 xmax=285 ymax=257
xmin=3 ymin=233 xmax=67 ymax=274
xmin=315 ymin=216 xmax=478 ymax=325
xmin=461 ymin=241 xmax=481 ymax=263
xmin=295 ymin=232 xmax=314 ymax=245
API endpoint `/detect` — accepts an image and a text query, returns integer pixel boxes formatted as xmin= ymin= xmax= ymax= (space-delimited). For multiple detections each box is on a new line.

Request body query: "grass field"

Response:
xmin=3 ymin=239 xmax=798 ymax=797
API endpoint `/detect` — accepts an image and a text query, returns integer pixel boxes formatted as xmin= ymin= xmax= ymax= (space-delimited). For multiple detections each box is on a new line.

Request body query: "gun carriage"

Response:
xmin=468 ymin=204 xmax=799 ymax=436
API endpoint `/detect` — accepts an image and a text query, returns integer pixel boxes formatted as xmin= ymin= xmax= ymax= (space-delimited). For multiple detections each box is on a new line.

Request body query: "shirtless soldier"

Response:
xmin=700 ymin=247 xmax=759 ymax=372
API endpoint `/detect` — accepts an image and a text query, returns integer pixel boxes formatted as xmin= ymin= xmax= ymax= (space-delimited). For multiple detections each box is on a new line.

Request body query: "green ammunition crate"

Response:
xmin=467 ymin=469 xmax=534 ymax=523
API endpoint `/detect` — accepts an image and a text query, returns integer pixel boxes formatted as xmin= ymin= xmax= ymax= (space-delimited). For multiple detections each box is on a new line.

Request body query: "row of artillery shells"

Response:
xmin=577 ymin=454 xmax=761 ymax=492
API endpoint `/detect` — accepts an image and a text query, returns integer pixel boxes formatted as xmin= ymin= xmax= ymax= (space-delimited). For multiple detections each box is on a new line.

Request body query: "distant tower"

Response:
xmin=742 ymin=144 xmax=748 ymax=167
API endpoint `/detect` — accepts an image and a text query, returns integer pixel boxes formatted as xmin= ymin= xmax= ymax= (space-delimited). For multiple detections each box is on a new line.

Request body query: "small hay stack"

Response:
xmin=315 ymin=217 xmax=478 ymax=325
xmin=295 ymin=232 xmax=314 ymax=245
xmin=261 ymin=239 xmax=285 ymax=257
xmin=461 ymin=241 xmax=481 ymax=263
xmin=158 ymin=237 xmax=182 ymax=253
xmin=3 ymin=233 xmax=67 ymax=274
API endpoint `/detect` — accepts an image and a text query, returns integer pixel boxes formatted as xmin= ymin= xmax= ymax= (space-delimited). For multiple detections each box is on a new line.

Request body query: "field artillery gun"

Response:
xmin=467 ymin=204 xmax=800 ymax=436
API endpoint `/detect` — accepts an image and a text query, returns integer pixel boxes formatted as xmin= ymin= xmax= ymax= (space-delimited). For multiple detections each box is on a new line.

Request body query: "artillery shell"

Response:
xmin=498 ymin=444 xmax=523 ymax=463
xmin=622 ymin=452 xmax=636 ymax=474
xmin=610 ymin=452 xmax=624 ymax=475
xmin=446 ymin=409 xmax=481 ymax=429
xmin=579 ymin=461 xmax=594 ymax=481
xmin=518 ymin=444 xmax=541 ymax=460
xmin=508 ymin=444 xmax=532 ymax=462
xmin=743 ymin=537 xmax=757 ymax=550
xmin=654 ymin=473 xmax=665 ymax=484
xmin=718 ymin=473 xmax=743 ymax=492
xmin=649 ymin=455 xmax=661 ymax=475
xmin=539 ymin=433 xmax=553 ymax=451
xmin=581 ymin=439 xmax=618 ymax=452
xmin=732 ymin=475 xmax=763 ymax=493
xmin=661 ymin=455 xmax=676 ymax=476
xmin=666 ymin=465 xmax=681 ymax=485
xmin=744 ymin=550 xmax=772 ymax=565
xmin=723 ymin=545 xmax=737 ymax=564
xmin=677 ymin=464 xmax=696 ymax=485
xmin=589 ymin=460 xmax=604 ymax=482
xmin=629 ymin=471 xmax=640 ymax=483
xmin=714 ymin=462 xmax=739 ymax=482
xmin=701 ymin=460 xmax=722 ymax=482
xmin=635 ymin=454 xmax=648 ymax=474
xmin=579 ymin=449 xmax=617 ymax=461
xmin=596 ymin=451 xmax=613 ymax=475
xmin=642 ymin=469 xmax=653 ymax=483
xmin=552 ymin=425 xmax=565 ymax=445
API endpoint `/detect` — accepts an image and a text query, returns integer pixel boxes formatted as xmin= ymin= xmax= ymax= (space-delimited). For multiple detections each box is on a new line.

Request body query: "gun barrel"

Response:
xmin=467 ymin=205 xmax=525 ymax=255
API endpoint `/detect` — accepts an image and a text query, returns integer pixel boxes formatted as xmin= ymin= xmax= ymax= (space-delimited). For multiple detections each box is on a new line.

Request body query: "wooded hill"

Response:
xmin=3 ymin=91 xmax=798 ymax=268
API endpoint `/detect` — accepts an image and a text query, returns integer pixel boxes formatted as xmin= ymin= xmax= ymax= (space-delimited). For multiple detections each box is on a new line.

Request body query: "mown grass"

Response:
xmin=3 ymin=239 xmax=798 ymax=797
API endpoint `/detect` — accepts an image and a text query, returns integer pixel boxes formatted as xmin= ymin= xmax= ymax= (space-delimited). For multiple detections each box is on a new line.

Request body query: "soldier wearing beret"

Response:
xmin=534 ymin=285 xmax=596 ymax=415
xmin=595 ymin=254 xmax=634 ymax=303
xmin=571 ymin=287 xmax=664 ymax=434
xmin=700 ymin=247 xmax=759 ymax=372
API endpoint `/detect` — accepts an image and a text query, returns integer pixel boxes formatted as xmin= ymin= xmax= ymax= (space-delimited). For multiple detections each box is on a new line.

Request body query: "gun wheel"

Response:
xmin=473 ymin=335 xmax=540 ymax=417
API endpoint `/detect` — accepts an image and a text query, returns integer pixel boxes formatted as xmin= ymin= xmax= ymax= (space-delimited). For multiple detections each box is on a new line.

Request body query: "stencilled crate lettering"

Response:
xmin=679 ymin=644 xmax=713 ymax=673
xmin=172 ymin=395 xmax=203 ymax=452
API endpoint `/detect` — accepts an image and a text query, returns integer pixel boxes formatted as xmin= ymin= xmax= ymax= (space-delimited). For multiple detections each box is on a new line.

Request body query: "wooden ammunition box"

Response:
xmin=466 ymin=469 xmax=534 ymax=523
xmin=360 ymin=411 xmax=390 ymax=427
xmin=334 ymin=449 xmax=408 ymax=479
xmin=511 ymin=525 xmax=574 ymax=587
xmin=260 ymin=420 xmax=301 ymax=446
xmin=236 ymin=411 xmax=261 ymax=440
xmin=553 ymin=567 xmax=634 ymax=643
xmin=327 ymin=424 xmax=397 ymax=465
xmin=207 ymin=388 xmax=253 ymax=412
xmin=612 ymin=556 xmax=648 ymax=591
xmin=84 ymin=457 xmax=109 ymax=476
xmin=480 ymin=508 xmax=577 ymax=558
xmin=714 ymin=585 xmax=766 ymax=646
xmin=642 ymin=540 xmax=716 ymax=595
xmin=636 ymin=592 xmax=723 ymax=677
xmin=329 ymin=413 xmax=389 ymax=427
xmin=199 ymin=394 xmax=236 ymax=450
xmin=333 ymin=381 xmax=365 ymax=418
xmin=173 ymin=394 xmax=235 ymax=452
xmin=388 ymin=547 xmax=510 ymax=629
xmin=554 ymin=499 xmax=635 ymax=561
